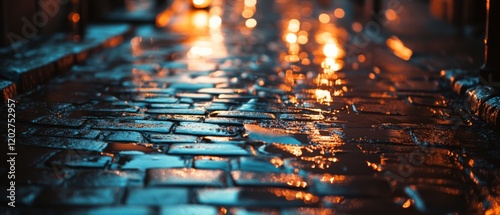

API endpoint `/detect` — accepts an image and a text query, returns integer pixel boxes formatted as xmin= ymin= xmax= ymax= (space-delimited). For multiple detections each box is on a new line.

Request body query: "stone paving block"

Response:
xmin=395 ymin=81 xmax=440 ymax=92
xmin=2 ymin=185 xmax=43 ymax=206
xmin=404 ymin=184 xmax=467 ymax=214
xmin=32 ymin=116 xmax=86 ymax=127
xmin=440 ymin=69 xmax=470 ymax=86
xmin=13 ymin=145 xmax=59 ymax=168
xmin=125 ymin=187 xmax=190 ymax=205
xmin=168 ymin=143 xmax=251 ymax=156
xmin=157 ymin=114 xmax=204 ymax=122
xmin=108 ymin=87 xmax=175 ymax=94
xmin=93 ymin=106 xmax=140 ymax=113
xmin=176 ymin=93 xmax=214 ymax=100
xmin=146 ymin=108 xmax=207 ymax=115
xmin=174 ymin=122 xmax=241 ymax=136
xmin=46 ymin=150 xmax=112 ymax=168
xmin=70 ymin=110 xmax=148 ymax=120
xmin=65 ymin=170 xmax=143 ymax=187
xmin=160 ymin=205 xmax=220 ymax=215
xmin=16 ymin=168 xmax=74 ymax=186
xmin=196 ymin=188 xmax=320 ymax=207
xmin=91 ymin=120 xmax=174 ymax=133
xmin=20 ymin=137 xmax=108 ymax=151
xmin=466 ymin=86 xmax=499 ymax=117
xmin=34 ymin=128 xmax=100 ymax=139
xmin=481 ymin=97 xmax=500 ymax=129
xmin=134 ymin=97 xmax=179 ymax=103
xmin=149 ymin=103 xmax=191 ymax=109
xmin=210 ymin=111 xmax=276 ymax=119
xmin=34 ymin=187 xmax=124 ymax=206
xmin=105 ymin=131 xmax=145 ymax=142
xmin=201 ymin=136 xmax=247 ymax=144
xmin=453 ymin=77 xmax=480 ymax=95
xmin=0 ymin=80 xmax=17 ymax=102
xmin=230 ymin=208 xmax=280 ymax=215
xmin=149 ymin=134 xmax=199 ymax=143
xmin=147 ymin=168 xmax=227 ymax=187
xmin=206 ymin=103 xmax=231 ymax=111
xmin=16 ymin=207 xmax=156 ymax=215
xmin=407 ymin=95 xmax=448 ymax=108
xmin=170 ymin=83 xmax=215 ymax=90
xmin=231 ymin=171 xmax=308 ymax=188
xmin=279 ymin=114 xmax=325 ymax=121
xmin=244 ymin=124 xmax=305 ymax=145
xmin=204 ymin=117 xmax=247 ymax=125
xmin=118 ymin=154 xmax=188 ymax=169
xmin=198 ymin=88 xmax=248 ymax=94
xmin=234 ymin=157 xmax=285 ymax=173
xmin=194 ymin=156 xmax=231 ymax=171
xmin=219 ymin=94 xmax=258 ymax=100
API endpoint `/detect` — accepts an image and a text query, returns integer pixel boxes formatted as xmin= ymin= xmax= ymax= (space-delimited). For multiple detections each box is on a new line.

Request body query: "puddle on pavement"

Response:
xmin=103 ymin=142 xmax=163 ymax=154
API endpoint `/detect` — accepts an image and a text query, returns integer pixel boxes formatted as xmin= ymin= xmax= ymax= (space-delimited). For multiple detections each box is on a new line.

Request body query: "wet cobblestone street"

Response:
xmin=2 ymin=0 xmax=500 ymax=214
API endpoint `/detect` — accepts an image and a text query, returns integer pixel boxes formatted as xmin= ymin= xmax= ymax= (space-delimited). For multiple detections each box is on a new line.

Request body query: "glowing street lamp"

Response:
xmin=192 ymin=0 xmax=212 ymax=9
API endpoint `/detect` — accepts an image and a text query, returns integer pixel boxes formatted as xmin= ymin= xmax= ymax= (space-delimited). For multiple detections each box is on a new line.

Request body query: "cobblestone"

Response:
xmin=125 ymin=187 xmax=190 ymax=205
xmin=197 ymin=188 xmax=320 ymax=207
xmin=3 ymin=0 xmax=500 ymax=213
xmin=34 ymin=187 xmax=124 ymax=206
xmin=168 ymin=143 xmax=251 ymax=156
xmin=147 ymin=168 xmax=227 ymax=187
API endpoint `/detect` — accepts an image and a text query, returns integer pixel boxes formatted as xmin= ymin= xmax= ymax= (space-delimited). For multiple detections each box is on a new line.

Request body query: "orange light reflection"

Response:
xmin=386 ymin=36 xmax=413 ymax=61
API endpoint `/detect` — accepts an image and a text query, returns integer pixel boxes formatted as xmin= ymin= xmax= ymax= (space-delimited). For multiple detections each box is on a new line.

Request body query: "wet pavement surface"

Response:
xmin=2 ymin=0 xmax=500 ymax=214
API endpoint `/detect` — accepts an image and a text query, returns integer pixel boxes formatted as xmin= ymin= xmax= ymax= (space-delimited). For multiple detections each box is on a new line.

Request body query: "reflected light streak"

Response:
xmin=188 ymin=45 xmax=214 ymax=57
xmin=402 ymin=199 xmax=412 ymax=208
xmin=315 ymin=89 xmax=333 ymax=103
xmin=209 ymin=15 xmax=222 ymax=29
xmin=386 ymin=36 xmax=413 ymax=61
xmin=192 ymin=10 xmax=209 ymax=29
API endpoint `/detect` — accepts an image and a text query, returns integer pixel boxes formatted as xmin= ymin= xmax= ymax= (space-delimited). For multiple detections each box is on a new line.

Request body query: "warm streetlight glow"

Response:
xmin=209 ymin=15 xmax=222 ymax=29
xmin=318 ymin=13 xmax=330 ymax=23
xmin=286 ymin=33 xmax=297 ymax=43
xmin=315 ymin=89 xmax=333 ymax=103
xmin=288 ymin=19 xmax=300 ymax=32
xmin=298 ymin=35 xmax=308 ymax=44
xmin=334 ymin=8 xmax=345 ymax=19
xmin=242 ymin=8 xmax=255 ymax=18
xmin=323 ymin=41 xmax=343 ymax=58
xmin=244 ymin=0 xmax=257 ymax=7
xmin=386 ymin=36 xmax=413 ymax=60
xmin=70 ymin=12 xmax=80 ymax=23
xmin=245 ymin=18 xmax=257 ymax=28
xmin=385 ymin=9 xmax=398 ymax=21
xmin=192 ymin=0 xmax=212 ymax=9
xmin=192 ymin=10 xmax=209 ymax=29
